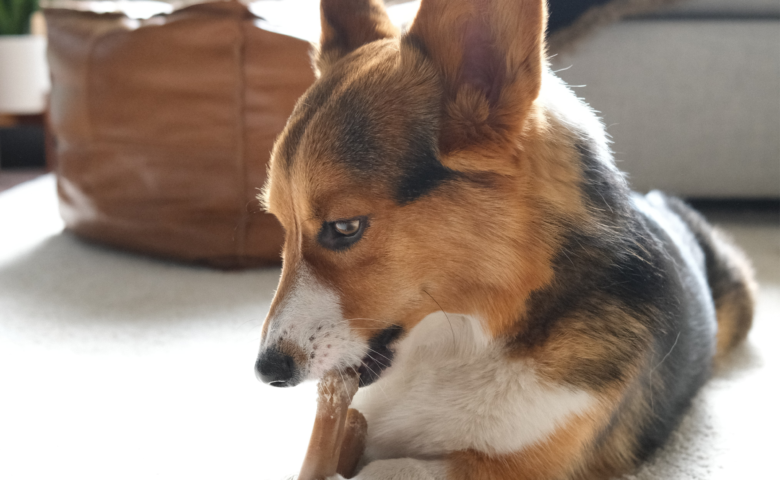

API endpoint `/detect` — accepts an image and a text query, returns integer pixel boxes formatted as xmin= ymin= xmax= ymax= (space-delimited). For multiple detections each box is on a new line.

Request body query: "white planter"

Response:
xmin=0 ymin=35 xmax=50 ymax=115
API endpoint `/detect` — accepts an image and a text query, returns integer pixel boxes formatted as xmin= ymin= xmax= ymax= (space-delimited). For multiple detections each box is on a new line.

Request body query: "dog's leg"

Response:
xmin=329 ymin=458 xmax=449 ymax=480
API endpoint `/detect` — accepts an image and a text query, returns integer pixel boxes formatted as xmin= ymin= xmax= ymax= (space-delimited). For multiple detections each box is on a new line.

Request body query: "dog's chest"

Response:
xmin=351 ymin=313 xmax=596 ymax=460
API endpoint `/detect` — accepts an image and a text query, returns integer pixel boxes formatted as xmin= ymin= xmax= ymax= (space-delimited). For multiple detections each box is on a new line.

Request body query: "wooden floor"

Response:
xmin=0 ymin=169 xmax=46 ymax=193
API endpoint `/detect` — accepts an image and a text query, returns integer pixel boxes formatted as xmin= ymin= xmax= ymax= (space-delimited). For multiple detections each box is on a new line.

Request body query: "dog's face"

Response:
xmin=256 ymin=0 xmax=554 ymax=387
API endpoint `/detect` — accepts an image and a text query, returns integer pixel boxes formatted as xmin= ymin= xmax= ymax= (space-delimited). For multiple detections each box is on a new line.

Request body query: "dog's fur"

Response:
xmin=254 ymin=0 xmax=756 ymax=478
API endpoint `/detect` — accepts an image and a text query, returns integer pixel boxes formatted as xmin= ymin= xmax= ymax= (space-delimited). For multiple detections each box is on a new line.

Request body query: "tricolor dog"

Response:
xmin=254 ymin=0 xmax=756 ymax=478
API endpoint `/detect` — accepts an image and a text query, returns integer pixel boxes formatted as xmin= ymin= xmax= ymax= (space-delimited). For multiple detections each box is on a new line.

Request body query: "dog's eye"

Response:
xmin=318 ymin=216 xmax=368 ymax=251
xmin=334 ymin=219 xmax=360 ymax=236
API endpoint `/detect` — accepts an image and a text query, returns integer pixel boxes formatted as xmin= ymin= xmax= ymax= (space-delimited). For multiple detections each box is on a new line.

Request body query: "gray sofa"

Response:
xmin=549 ymin=0 xmax=780 ymax=198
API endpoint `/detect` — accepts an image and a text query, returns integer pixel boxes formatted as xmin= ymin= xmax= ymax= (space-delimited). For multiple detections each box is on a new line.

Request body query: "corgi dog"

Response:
xmin=254 ymin=0 xmax=756 ymax=478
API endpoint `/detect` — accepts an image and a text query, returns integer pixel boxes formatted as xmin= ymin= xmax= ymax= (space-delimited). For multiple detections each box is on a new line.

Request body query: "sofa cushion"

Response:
xmin=551 ymin=20 xmax=780 ymax=198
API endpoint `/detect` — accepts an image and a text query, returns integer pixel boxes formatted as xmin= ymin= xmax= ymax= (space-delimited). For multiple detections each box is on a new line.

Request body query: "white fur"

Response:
xmin=351 ymin=312 xmax=598 ymax=461
xmin=329 ymin=458 xmax=449 ymax=480
xmin=259 ymin=262 xmax=365 ymax=380
xmin=542 ymin=69 xmax=618 ymax=171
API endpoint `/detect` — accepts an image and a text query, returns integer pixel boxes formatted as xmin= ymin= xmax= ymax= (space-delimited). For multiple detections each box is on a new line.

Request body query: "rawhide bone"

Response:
xmin=298 ymin=369 xmax=367 ymax=480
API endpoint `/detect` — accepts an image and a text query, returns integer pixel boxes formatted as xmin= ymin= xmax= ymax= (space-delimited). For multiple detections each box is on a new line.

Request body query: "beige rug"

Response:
xmin=0 ymin=175 xmax=777 ymax=479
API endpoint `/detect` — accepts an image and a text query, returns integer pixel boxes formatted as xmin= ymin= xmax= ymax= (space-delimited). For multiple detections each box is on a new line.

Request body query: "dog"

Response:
xmin=254 ymin=0 xmax=756 ymax=478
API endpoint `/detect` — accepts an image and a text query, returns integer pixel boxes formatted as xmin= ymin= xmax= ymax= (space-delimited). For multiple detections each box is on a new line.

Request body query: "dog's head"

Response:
xmin=255 ymin=0 xmax=562 ymax=387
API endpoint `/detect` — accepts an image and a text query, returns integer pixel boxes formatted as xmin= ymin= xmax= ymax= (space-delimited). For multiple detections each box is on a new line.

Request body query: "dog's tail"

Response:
xmin=663 ymin=196 xmax=757 ymax=360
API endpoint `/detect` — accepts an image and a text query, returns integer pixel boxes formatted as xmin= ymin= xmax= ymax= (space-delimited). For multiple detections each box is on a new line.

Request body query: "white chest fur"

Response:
xmin=351 ymin=313 xmax=596 ymax=460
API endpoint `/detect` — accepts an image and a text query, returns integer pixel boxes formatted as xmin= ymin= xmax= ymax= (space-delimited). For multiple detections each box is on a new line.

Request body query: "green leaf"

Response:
xmin=0 ymin=0 xmax=39 ymax=35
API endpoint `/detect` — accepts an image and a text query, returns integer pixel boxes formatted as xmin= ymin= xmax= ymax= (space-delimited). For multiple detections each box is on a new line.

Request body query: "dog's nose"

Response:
xmin=255 ymin=347 xmax=297 ymax=387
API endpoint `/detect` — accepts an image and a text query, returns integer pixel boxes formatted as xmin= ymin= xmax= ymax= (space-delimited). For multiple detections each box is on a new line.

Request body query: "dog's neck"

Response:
xmin=454 ymin=71 xmax=631 ymax=341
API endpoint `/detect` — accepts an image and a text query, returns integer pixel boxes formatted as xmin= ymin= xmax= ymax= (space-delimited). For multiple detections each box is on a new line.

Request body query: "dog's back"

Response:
xmin=580 ymin=189 xmax=757 ymax=474
xmin=661 ymin=195 xmax=756 ymax=358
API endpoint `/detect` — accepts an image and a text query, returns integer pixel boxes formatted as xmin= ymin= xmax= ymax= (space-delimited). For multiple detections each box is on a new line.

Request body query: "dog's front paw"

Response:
xmin=348 ymin=458 xmax=447 ymax=480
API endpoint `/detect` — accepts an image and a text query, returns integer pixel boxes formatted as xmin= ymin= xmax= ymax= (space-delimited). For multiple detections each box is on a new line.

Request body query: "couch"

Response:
xmin=549 ymin=0 xmax=780 ymax=198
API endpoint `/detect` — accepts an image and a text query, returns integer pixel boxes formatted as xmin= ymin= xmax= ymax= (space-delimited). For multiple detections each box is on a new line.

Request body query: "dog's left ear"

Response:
xmin=405 ymin=0 xmax=547 ymax=172
xmin=316 ymin=0 xmax=399 ymax=75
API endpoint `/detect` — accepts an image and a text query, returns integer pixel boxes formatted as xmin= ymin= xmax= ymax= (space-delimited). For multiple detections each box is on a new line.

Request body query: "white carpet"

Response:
xmin=0 ymin=175 xmax=777 ymax=480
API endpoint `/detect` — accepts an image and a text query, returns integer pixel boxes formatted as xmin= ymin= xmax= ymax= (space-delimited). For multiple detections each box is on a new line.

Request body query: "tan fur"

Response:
xmin=446 ymin=409 xmax=616 ymax=480
xmin=526 ymin=305 xmax=651 ymax=384
xmin=715 ymin=290 xmax=753 ymax=357
xmin=317 ymin=0 xmax=399 ymax=74
xmin=712 ymin=231 xmax=756 ymax=361
xmin=408 ymin=0 xmax=547 ymax=163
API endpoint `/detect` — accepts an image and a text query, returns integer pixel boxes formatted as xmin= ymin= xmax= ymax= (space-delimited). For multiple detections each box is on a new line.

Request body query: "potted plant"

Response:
xmin=0 ymin=0 xmax=49 ymax=115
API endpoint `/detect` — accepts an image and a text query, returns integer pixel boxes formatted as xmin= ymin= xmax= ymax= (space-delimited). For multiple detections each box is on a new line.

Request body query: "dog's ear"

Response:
xmin=406 ymin=0 xmax=547 ymax=171
xmin=316 ymin=0 xmax=399 ymax=74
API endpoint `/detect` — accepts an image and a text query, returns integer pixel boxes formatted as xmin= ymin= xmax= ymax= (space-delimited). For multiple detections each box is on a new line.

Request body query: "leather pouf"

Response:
xmin=44 ymin=2 xmax=315 ymax=268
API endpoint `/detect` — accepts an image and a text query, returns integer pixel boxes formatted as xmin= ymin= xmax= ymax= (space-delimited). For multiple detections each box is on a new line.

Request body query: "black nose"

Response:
xmin=255 ymin=347 xmax=297 ymax=387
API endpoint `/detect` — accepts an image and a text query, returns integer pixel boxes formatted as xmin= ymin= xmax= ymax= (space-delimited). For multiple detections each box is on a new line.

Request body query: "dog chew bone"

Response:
xmin=336 ymin=408 xmax=368 ymax=477
xmin=298 ymin=369 xmax=366 ymax=480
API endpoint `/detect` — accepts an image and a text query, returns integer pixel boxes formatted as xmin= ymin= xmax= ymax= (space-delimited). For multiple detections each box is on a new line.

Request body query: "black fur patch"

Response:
xmin=328 ymin=90 xmax=384 ymax=172
xmin=516 ymin=214 xmax=677 ymax=391
xmin=664 ymin=195 xmax=754 ymax=325
xmin=358 ymin=325 xmax=405 ymax=387
xmin=512 ymin=143 xmax=714 ymax=461
xmin=280 ymin=73 xmax=346 ymax=169
xmin=629 ymin=207 xmax=713 ymax=460
xmin=394 ymin=133 xmax=455 ymax=205
xmin=576 ymin=143 xmax=626 ymax=218
xmin=280 ymin=62 xmax=454 ymax=205
xmin=329 ymin=87 xmax=454 ymax=204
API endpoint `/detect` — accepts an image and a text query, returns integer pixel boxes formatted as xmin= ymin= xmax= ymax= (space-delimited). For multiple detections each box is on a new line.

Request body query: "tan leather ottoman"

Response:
xmin=45 ymin=1 xmax=315 ymax=267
